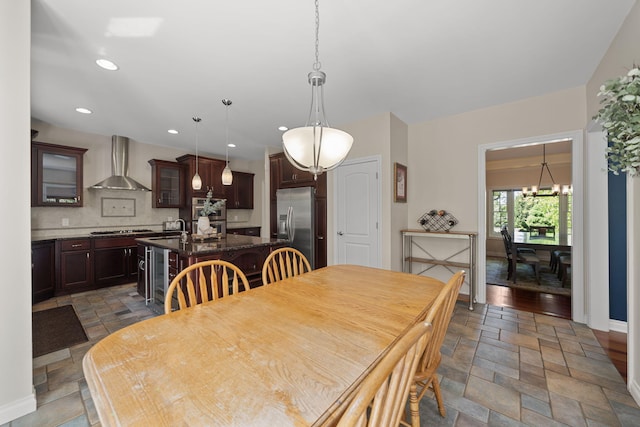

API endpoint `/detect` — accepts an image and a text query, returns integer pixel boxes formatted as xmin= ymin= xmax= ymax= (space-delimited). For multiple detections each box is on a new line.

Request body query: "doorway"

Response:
xmin=477 ymin=130 xmax=585 ymax=323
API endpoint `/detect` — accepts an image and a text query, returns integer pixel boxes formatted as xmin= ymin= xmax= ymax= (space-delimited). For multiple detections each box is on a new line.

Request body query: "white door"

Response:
xmin=336 ymin=158 xmax=380 ymax=267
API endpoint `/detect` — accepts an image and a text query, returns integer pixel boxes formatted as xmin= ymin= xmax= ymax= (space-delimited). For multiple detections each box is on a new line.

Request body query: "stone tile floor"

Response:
xmin=4 ymin=283 xmax=640 ymax=426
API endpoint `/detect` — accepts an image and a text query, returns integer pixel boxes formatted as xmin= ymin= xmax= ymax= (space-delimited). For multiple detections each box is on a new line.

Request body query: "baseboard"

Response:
xmin=609 ymin=319 xmax=628 ymax=333
xmin=629 ymin=378 xmax=640 ymax=407
xmin=0 ymin=388 xmax=36 ymax=425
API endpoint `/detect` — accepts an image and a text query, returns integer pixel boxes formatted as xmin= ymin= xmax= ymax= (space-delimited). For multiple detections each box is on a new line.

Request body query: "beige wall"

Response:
xmin=587 ymin=1 xmax=640 ymax=119
xmin=390 ymin=114 xmax=409 ymax=272
xmin=0 ymin=0 xmax=35 ymax=423
xmin=406 ymin=87 xmax=586 ymax=287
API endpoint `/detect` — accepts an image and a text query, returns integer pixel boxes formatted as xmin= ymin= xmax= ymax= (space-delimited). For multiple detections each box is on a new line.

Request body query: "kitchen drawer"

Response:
xmin=93 ymin=236 xmax=136 ymax=249
xmin=60 ymin=239 xmax=91 ymax=251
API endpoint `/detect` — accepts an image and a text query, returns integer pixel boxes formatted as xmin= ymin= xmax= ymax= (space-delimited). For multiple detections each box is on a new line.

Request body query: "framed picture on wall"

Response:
xmin=394 ymin=162 xmax=407 ymax=203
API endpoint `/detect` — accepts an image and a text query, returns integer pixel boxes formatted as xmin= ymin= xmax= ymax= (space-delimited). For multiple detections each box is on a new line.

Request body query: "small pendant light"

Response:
xmin=222 ymin=99 xmax=233 ymax=186
xmin=192 ymin=116 xmax=202 ymax=190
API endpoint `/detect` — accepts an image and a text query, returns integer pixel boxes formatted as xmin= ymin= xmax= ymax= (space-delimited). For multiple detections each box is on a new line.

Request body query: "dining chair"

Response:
xmin=262 ymin=247 xmax=312 ymax=285
xmin=407 ymin=270 xmax=465 ymax=424
xmin=164 ymin=260 xmax=249 ymax=314
xmin=500 ymin=225 xmax=540 ymax=284
xmin=335 ymin=321 xmax=433 ymax=427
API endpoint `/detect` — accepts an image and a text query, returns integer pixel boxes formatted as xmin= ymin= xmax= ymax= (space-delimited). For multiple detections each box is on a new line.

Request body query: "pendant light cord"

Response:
xmin=313 ymin=0 xmax=321 ymax=72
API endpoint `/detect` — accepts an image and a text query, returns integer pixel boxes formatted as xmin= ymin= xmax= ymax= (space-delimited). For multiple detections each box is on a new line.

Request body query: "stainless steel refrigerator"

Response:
xmin=276 ymin=187 xmax=315 ymax=269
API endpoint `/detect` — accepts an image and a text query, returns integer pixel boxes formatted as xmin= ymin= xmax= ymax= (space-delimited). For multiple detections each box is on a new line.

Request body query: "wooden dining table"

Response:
xmin=82 ymin=264 xmax=445 ymax=426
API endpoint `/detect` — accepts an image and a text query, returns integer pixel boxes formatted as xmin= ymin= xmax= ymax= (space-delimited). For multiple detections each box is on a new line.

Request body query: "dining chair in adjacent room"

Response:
xmin=262 ymin=247 xmax=312 ymax=285
xmin=500 ymin=225 xmax=540 ymax=284
xmin=407 ymin=270 xmax=466 ymax=424
xmin=335 ymin=321 xmax=434 ymax=427
xmin=165 ymin=260 xmax=249 ymax=314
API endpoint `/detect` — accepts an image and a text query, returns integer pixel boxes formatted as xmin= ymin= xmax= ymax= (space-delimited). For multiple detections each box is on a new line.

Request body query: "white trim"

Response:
xmin=585 ymin=129 xmax=610 ymax=330
xmin=0 ymin=389 xmax=36 ymax=425
xmin=332 ymin=155 xmax=382 ymax=267
xmin=609 ymin=319 xmax=628 ymax=334
xmin=477 ymin=130 xmax=585 ymax=322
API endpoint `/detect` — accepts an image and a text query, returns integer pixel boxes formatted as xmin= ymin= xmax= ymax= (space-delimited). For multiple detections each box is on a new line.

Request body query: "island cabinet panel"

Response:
xmin=32 ymin=240 xmax=55 ymax=303
xmin=93 ymin=237 xmax=138 ymax=286
xmin=57 ymin=239 xmax=93 ymax=294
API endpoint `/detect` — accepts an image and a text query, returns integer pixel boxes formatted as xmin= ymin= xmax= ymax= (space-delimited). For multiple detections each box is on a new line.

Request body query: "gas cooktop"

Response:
xmin=90 ymin=229 xmax=153 ymax=235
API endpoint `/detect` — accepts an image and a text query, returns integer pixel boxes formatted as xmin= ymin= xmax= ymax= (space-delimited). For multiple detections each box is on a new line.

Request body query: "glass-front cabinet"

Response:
xmin=149 ymin=159 xmax=184 ymax=208
xmin=31 ymin=141 xmax=87 ymax=207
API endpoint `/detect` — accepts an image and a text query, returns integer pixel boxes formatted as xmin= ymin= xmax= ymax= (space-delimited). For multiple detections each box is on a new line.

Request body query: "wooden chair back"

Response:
xmin=336 ymin=321 xmax=433 ymax=427
xmin=262 ymin=247 xmax=312 ymax=285
xmin=407 ymin=270 xmax=465 ymax=423
xmin=164 ymin=260 xmax=250 ymax=314
xmin=417 ymin=270 xmax=465 ymax=374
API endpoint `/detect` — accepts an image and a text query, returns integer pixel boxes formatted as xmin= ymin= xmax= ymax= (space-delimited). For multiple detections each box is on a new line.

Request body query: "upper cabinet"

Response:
xmin=224 ymin=171 xmax=254 ymax=209
xmin=31 ymin=141 xmax=87 ymax=207
xmin=277 ymin=154 xmax=317 ymax=187
xmin=149 ymin=159 xmax=184 ymax=208
xmin=176 ymin=154 xmax=227 ymax=199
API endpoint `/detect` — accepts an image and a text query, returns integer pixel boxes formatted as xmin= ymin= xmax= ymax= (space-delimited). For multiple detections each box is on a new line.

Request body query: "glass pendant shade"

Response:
xmin=283 ymin=125 xmax=353 ymax=176
xmin=192 ymin=173 xmax=202 ymax=190
xmin=222 ymin=165 xmax=233 ymax=185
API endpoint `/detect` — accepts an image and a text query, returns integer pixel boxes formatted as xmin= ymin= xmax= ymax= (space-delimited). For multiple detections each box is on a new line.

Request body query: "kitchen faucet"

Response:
xmin=174 ymin=219 xmax=187 ymax=242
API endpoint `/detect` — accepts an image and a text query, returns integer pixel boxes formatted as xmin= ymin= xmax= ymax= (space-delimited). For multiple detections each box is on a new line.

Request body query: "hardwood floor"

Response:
xmin=483 ymin=283 xmax=628 ymax=383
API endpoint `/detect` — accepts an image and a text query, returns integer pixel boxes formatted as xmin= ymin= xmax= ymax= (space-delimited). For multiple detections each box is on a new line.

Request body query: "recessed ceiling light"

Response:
xmin=96 ymin=59 xmax=119 ymax=71
xmin=75 ymin=107 xmax=92 ymax=114
xmin=278 ymin=126 xmax=288 ymax=131
xmin=227 ymin=143 xmax=236 ymax=148
xmin=167 ymin=129 xmax=179 ymax=134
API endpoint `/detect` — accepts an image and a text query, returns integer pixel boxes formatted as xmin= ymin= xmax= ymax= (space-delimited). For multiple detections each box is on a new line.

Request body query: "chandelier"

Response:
xmin=522 ymin=144 xmax=570 ymax=196
xmin=282 ymin=0 xmax=353 ymax=179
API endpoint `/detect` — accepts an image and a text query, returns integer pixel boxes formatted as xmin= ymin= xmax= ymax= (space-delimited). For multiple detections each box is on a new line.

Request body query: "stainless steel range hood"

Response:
xmin=91 ymin=136 xmax=150 ymax=191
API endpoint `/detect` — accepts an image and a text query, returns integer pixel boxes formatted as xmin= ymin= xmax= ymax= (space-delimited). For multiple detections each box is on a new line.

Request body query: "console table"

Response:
xmin=401 ymin=229 xmax=477 ymax=310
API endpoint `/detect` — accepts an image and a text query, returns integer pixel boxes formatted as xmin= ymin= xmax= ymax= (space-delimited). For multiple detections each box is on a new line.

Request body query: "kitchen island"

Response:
xmin=136 ymin=234 xmax=287 ymax=313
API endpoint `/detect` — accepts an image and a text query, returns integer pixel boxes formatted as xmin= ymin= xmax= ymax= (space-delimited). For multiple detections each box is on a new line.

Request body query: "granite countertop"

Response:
xmin=31 ymin=230 xmax=181 ymax=242
xmin=136 ymin=234 xmax=287 ymax=256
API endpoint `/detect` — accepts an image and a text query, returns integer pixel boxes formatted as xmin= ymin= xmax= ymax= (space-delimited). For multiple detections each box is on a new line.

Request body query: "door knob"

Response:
xmin=337 ymin=231 xmax=344 ymax=236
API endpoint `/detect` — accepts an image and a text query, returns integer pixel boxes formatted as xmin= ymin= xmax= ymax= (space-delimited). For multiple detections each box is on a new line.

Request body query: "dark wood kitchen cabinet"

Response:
xmin=32 ymin=240 xmax=55 ymax=303
xmin=224 ymin=171 xmax=254 ymax=209
xmin=228 ymin=226 xmax=261 ymax=236
xmin=31 ymin=141 xmax=87 ymax=207
xmin=176 ymin=154 xmax=227 ymax=199
xmin=56 ymin=239 xmax=92 ymax=294
xmin=149 ymin=159 xmax=184 ymax=208
xmin=94 ymin=237 xmax=138 ymax=287
xmin=269 ymin=152 xmax=327 ymax=268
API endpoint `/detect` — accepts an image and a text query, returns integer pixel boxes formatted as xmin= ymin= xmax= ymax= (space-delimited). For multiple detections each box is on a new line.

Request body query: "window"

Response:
xmin=488 ymin=188 xmax=572 ymax=244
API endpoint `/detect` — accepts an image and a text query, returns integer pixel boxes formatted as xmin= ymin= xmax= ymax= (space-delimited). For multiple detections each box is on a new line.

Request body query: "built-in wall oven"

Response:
xmin=191 ymin=197 xmax=227 ymax=237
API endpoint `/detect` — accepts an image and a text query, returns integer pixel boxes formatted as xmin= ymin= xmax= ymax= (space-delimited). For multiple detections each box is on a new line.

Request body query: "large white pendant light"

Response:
xmin=282 ymin=0 xmax=353 ymax=179
xmin=192 ymin=116 xmax=202 ymax=190
xmin=222 ymin=99 xmax=233 ymax=186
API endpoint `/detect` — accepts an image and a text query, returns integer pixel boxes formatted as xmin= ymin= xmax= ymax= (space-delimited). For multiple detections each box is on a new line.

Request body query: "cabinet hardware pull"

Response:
xmin=72 ymin=244 xmax=82 ymax=248
xmin=86 ymin=253 xmax=89 ymax=259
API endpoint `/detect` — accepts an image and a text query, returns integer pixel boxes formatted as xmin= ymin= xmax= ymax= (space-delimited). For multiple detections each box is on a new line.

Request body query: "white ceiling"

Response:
xmin=31 ymin=0 xmax=635 ymax=161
